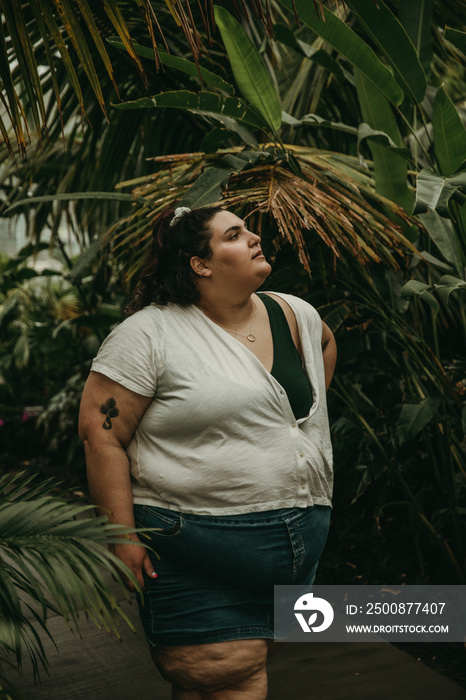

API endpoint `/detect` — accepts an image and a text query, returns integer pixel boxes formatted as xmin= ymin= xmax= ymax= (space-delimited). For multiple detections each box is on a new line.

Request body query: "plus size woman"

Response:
xmin=79 ymin=205 xmax=337 ymax=699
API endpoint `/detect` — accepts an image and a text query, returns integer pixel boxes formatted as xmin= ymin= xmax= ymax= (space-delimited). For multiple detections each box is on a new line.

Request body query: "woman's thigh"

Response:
xmin=151 ymin=638 xmax=268 ymax=694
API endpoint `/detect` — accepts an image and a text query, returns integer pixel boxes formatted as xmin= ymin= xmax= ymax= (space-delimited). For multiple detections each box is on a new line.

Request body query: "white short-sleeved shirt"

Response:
xmin=91 ymin=292 xmax=333 ymax=515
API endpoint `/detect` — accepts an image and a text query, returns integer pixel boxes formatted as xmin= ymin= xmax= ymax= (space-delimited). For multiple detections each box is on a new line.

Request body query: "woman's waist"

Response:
xmin=129 ymin=441 xmax=332 ymax=514
xmin=133 ymin=501 xmax=331 ymax=526
xmin=132 ymin=490 xmax=332 ymax=516
xmin=129 ymin=434 xmax=330 ymax=478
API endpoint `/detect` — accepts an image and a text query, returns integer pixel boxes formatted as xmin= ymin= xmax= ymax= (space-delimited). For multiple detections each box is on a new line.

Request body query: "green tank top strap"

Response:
xmin=257 ymin=293 xmax=313 ymax=420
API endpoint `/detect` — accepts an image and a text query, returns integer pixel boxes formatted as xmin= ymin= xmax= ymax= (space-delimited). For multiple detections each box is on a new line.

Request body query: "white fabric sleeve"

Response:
xmin=91 ymin=308 xmax=164 ymax=397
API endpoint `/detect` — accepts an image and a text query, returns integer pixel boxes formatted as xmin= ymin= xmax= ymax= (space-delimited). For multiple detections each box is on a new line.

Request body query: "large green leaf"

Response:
xmin=179 ymin=167 xmax=230 ymax=209
xmin=107 ymin=37 xmax=235 ymax=95
xmin=179 ymin=151 xmax=263 ymax=208
xmin=354 ymin=70 xmax=413 ymax=211
xmin=199 ymin=118 xmax=258 ymax=148
xmin=419 ymin=211 xmax=463 ymax=276
xmin=112 ymin=90 xmax=267 ymax=130
xmin=347 ymin=0 xmax=427 ymax=103
xmin=397 ymin=397 xmax=442 ymax=443
xmin=293 ymin=115 xmax=412 ymax=159
xmin=414 ymin=169 xmax=466 ymax=217
xmin=273 ymin=23 xmax=344 ymax=80
xmin=294 ymin=113 xmax=358 ymax=136
xmin=433 ymin=86 xmax=466 ymax=176
xmin=278 ymin=0 xmax=404 ymax=106
xmin=435 ymin=275 xmax=466 ymax=303
xmin=444 ymin=28 xmax=466 ymax=56
xmin=401 ymin=274 xmax=466 ymax=312
xmin=414 ymin=250 xmax=453 ymax=273
xmin=398 ymin=0 xmax=434 ymax=79
xmin=357 ymin=123 xmax=412 ymax=159
xmin=400 ymin=279 xmax=439 ymax=314
xmin=213 ymin=6 xmax=282 ymax=133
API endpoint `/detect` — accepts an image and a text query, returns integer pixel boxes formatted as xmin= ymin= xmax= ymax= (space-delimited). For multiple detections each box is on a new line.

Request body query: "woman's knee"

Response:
xmin=150 ymin=639 xmax=268 ymax=693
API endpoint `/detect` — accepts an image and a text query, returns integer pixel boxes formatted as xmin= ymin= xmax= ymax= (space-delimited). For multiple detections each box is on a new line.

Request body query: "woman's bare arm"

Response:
xmin=321 ymin=322 xmax=337 ymax=390
xmin=78 ymin=371 xmax=156 ymax=590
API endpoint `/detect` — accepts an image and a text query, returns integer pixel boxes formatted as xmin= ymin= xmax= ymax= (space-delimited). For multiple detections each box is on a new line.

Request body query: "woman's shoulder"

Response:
xmin=259 ymin=292 xmax=322 ymax=348
xmin=92 ymin=304 xmax=170 ymax=392
xmin=125 ymin=302 xmax=163 ymax=319
xmin=259 ymin=291 xmax=318 ymax=318
xmin=111 ymin=302 xmax=196 ymax=341
xmin=98 ymin=305 xmax=166 ymax=351
xmin=118 ymin=303 xmax=169 ymax=328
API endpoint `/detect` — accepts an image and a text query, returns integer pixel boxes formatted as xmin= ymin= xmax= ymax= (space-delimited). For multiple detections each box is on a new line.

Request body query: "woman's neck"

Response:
xmin=196 ymin=292 xmax=257 ymax=329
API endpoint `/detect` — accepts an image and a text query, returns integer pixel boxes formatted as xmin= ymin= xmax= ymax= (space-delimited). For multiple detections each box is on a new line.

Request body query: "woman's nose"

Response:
xmin=248 ymin=231 xmax=261 ymax=245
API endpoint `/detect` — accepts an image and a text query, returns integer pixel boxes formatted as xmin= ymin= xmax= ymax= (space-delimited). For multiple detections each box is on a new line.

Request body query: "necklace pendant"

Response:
xmin=247 ymin=333 xmax=256 ymax=342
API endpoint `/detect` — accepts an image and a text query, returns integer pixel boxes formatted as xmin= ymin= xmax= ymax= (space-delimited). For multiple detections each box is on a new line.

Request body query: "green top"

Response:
xmin=258 ymin=293 xmax=313 ymax=420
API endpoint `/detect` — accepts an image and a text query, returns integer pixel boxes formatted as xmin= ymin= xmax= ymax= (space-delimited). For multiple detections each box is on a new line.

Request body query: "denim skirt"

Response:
xmin=133 ymin=503 xmax=331 ymax=647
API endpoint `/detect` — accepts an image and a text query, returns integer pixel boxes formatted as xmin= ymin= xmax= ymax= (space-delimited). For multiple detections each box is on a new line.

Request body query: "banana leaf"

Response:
xmin=278 ymin=0 xmax=404 ymax=105
xmin=112 ymin=90 xmax=267 ymax=130
xmin=354 ymin=70 xmax=413 ymax=211
xmin=433 ymin=86 xmax=466 ymax=176
xmin=346 ymin=0 xmax=427 ymax=103
xmin=398 ymin=0 xmax=434 ymax=79
xmin=214 ymin=6 xmax=282 ymax=134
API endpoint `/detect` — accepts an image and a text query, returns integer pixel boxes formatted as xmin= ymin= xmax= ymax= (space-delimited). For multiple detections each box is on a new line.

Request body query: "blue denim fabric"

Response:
xmin=133 ymin=504 xmax=331 ymax=646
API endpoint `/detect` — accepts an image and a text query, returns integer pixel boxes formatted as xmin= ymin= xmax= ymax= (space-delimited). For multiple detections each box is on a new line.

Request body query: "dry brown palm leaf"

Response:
xmin=107 ymin=146 xmax=418 ymax=281
xmin=222 ymin=159 xmax=417 ymax=273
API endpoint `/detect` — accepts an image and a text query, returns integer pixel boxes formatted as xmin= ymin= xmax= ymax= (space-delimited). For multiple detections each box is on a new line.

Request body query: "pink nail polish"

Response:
xmin=151 ymin=572 xmax=158 ymax=578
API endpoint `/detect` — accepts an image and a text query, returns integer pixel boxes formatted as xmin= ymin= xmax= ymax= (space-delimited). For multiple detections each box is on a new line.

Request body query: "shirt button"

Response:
xmin=299 ymin=452 xmax=304 ymax=458
xmin=291 ymin=423 xmax=297 ymax=429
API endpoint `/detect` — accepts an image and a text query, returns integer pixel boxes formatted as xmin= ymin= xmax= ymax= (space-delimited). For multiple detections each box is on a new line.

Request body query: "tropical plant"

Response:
xmin=1 ymin=0 xmax=465 ymax=594
xmin=96 ymin=0 xmax=465 ymax=583
xmin=0 ymin=471 xmax=144 ymax=695
xmin=0 ymin=244 xmax=125 ymax=487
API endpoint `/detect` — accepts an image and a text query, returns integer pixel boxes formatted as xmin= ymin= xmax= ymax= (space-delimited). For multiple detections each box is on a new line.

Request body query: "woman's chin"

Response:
xmin=261 ymin=260 xmax=273 ymax=278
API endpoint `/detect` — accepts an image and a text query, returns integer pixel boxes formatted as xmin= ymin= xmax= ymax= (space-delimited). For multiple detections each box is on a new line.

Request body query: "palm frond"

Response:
xmin=107 ymin=145 xmax=417 ymax=280
xmin=0 ymin=472 xmax=143 ymax=685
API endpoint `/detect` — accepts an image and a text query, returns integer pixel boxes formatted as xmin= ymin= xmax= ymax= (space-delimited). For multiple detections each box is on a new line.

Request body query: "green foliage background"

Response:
xmin=0 ymin=0 xmax=466 ymax=687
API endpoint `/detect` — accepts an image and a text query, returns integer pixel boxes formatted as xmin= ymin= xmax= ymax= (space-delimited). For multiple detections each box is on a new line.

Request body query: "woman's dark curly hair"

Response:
xmin=125 ymin=206 xmax=224 ymax=315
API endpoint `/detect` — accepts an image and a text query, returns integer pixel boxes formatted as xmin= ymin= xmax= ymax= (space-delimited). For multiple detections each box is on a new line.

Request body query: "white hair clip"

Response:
xmin=170 ymin=206 xmax=191 ymax=227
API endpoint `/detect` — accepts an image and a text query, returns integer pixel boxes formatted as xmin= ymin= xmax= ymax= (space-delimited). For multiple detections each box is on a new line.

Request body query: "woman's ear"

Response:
xmin=190 ymin=257 xmax=211 ymax=277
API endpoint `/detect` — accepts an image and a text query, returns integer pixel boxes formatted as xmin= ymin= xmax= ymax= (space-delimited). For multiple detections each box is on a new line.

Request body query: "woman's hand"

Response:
xmin=113 ymin=538 xmax=158 ymax=592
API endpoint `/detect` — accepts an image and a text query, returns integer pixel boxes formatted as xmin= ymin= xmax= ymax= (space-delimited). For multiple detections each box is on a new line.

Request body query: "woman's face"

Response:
xmin=196 ymin=210 xmax=271 ymax=286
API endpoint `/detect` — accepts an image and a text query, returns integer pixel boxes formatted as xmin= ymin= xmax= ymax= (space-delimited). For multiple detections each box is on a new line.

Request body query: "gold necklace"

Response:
xmin=199 ymin=299 xmax=257 ymax=342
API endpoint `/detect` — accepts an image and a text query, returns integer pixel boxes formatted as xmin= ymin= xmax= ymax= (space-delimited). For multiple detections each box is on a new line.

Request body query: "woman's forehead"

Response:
xmin=209 ymin=210 xmax=243 ymax=235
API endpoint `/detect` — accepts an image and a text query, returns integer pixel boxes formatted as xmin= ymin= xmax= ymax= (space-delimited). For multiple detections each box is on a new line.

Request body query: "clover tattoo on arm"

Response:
xmin=100 ymin=397 xmax=119 ymax=430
